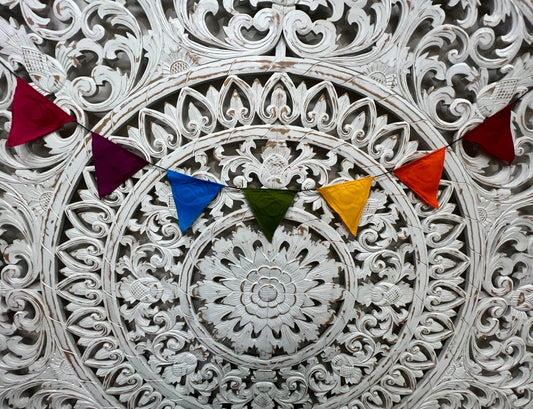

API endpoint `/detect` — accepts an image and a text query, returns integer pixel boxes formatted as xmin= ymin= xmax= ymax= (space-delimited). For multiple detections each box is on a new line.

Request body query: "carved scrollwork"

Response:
xmin=25 ymin=67 xmax=475 ymax=408
xmin=0 ymin=1 xmax=532 ymax=408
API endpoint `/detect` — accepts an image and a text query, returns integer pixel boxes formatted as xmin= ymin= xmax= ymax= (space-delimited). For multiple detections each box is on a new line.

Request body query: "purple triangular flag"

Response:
xmin=166 ymin=170 xmax=224 ymax=232
xmin=92 ymin=132 xmax=149 ymax=199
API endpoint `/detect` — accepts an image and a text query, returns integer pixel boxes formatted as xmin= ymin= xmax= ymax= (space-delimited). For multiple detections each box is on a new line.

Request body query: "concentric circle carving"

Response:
xmin=185 ymin=218 xmax=351 ymax=365
xmin=2 ymin=2 xmax=533 ymax=408
xmin=34 ymin=59 xmax=481 ymax=408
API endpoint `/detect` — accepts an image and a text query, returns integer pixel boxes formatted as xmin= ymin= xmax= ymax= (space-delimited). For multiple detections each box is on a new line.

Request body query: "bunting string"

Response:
xmin=1 ymin=64 xmax=526 ymax=241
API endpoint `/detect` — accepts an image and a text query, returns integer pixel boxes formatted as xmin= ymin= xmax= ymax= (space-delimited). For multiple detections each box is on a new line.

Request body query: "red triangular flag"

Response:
xmin=463 ymin=103 xmax=515 ymax=164
xmin=7 ymin=77 xmax=75 ymax=147
xmin=92 ymin=132 xmax=149 ymax=199
xmin=393 ymin=148 xmax=445 ymax=209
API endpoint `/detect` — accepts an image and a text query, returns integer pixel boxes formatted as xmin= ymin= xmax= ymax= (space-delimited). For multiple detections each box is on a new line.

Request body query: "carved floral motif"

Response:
xmin=0 ymin=1 xmax=532 ymax=408
xmin=193 ymin=225 xmax=345 ymax=358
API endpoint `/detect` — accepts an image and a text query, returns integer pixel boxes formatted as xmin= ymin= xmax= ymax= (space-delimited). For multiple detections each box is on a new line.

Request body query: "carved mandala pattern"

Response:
xmin=193 ymin=225 xmax=345 ymax=359
xmin=0 ymin=1 xmax=532 ymax=409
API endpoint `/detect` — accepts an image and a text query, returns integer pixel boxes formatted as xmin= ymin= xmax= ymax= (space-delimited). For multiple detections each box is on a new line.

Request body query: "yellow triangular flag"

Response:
xmin=318 ymin=176 xmax=374 ymax=236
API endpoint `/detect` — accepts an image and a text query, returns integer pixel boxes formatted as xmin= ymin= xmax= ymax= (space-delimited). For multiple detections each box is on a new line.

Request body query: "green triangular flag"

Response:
xmin=243 ymin=188 xmax=298 ymax=242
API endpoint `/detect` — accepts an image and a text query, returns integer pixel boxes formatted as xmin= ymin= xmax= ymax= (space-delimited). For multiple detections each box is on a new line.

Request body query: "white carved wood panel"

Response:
xmin=0 ymin=1 xmax=532 ymax=408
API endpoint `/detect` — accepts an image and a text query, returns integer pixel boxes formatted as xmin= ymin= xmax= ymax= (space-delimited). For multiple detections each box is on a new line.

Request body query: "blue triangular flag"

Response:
xmin=166 ymin=170 xmax=224 ymax=232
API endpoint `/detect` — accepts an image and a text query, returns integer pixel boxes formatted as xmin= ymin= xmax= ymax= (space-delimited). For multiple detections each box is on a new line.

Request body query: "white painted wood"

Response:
xmin=0 ymin=1 xmax=532 ymax=408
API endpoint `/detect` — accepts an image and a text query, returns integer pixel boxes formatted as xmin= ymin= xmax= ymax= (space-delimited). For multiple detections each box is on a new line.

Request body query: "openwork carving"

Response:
xmin=0 ymin=1 xmax=532 ymax=409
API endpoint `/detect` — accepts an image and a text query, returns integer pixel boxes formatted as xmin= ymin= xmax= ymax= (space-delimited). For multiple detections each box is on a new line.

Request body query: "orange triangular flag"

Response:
xmin=318 ymin=177 xmax=374 ymax=236
xmin=393 ymin=148 xmax=445 ymax=209
xmin=8 ymin=78 xmax=75 ymax=147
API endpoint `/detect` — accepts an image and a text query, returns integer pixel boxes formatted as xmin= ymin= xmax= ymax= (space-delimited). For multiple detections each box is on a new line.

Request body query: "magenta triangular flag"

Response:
xmin=463 ymin=103 xmax=515 ymax=164
xmin=92 ymin=132 xmax=149 ymax=199
xmin=7 ymin=77 xmax=75 ymax=147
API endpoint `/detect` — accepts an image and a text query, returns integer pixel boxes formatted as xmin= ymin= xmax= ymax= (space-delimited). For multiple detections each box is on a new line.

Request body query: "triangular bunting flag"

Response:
xmin=463 ymin=103 xmax=515 ymax=164
xmin=243 ymin=188 xmax=297 ymax=242
xmin=7 ymin=77 xmax=75 ymax=147
xmin=393 ymin=148 xmax=445 ymax=209
xmin=166 ymin=170 xmax=224 ymax=232
xmin=318 ymin=177 xmax=374 ymax=236
xmin=92 ymin=132 xmax=149 ymax=199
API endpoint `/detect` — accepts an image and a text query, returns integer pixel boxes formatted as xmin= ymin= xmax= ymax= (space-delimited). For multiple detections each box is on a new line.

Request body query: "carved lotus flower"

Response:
xmin=193 ymin=225 xmax=345 ymax=359
xmin=357 ymin=281 xmax=413 ymax=308
xmin=154 ymin=180 xmax=176 ymax=211
xmin=259 ymin=141 xmax=292 ymax=188
xmin=23 ymin=177 xmax=58 ymax=217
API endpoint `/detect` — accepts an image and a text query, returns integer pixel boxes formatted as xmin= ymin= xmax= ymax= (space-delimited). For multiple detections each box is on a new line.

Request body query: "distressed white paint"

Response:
xmin=0 ymin=1 xmax=532 ymax=408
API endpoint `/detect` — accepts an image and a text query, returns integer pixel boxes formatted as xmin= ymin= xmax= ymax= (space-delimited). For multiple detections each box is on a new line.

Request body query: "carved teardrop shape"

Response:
xmin=337 ymin=97 xmax=378 ymax=146
xmin=56 ymin=273 xmax=103 ymax=307
xmin=218 ymin=75 xmax=255 ymax=127
xmin=369 ymin=122 xmax=418 ymax=168
xmin=302 ymin=81 xmax=339 ymax=132
xmin=57 ymin=237 xmax=104 ymax=272
xmin=65 ymin=201 xmax=114 ymax=239
xmin=259 ymin=73 xmax=299 ymax=124
xmin=176 ymin=87 xmax=216 ymax=139
xmin=138 ymin=107 xmax=181 ymax=157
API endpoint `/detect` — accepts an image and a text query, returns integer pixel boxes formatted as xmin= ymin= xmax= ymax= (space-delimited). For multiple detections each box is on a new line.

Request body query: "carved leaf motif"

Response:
xmin=424 ymin=213 xmax=466 ymax=248
xmin=82 ymin=338 xmax=124 ymax=369
xmin=103 ymin=364 xmax=143 ymax=395
xmin=0 ymin=192 xmax=38 ymax=288
xmin=426 ymin=280 xmax=466 ymax=312
xmin=1 ymin=289 xmax=49 ymax=382
xmin=428 ymin=248 xmax=470 ymax=279
xmin=302 ymin=82 xmax=339 ymax=132
xmin=259 ymin=73 xmax=300 ymax=124
xmin=337 ymin=97 xmax=378 ymax=147
xmin=57 ymin=237 xmax=104 ymax=272
xmin=218 ymin=75 xmax=255 ymax=128
xmin=176 ymin=87 xmax=216 ymax=139
xmin=0 ymin=382 xmax=100 ymax=409
xmin=416 ymin=312 xmax=455 ymax=347
xmin=369 ymin=122 xmax=418 ymax=168
xmin=66 ymin=307 xmax=111 ymax=341
xmin=56 ymin=273 xmax=103 ymax=307
xmin=399 ymin=341 xmax=437 ymax=374
xmin=361 ymin=385 xmax=393 ymax=409
xmin=306 ymin=362 xmax=337 ymax=397
xmin=137 ymin=108 xmax=181 ymax=157
xmin=283 ymin=10 xmax=338 ymax=57
xmin=175 ymin=1 xmax=282 ymax=56
xmin=381 ymin=364 xmax=417 ymax=396
xmin=65 ymin=201 xmax=114 ymax=239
